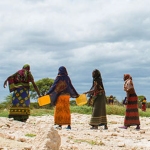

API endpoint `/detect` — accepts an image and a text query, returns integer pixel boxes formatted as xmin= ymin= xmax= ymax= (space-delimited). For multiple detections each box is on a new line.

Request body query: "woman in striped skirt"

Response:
xmin=120 ymin=74 xmax=140 ymax=130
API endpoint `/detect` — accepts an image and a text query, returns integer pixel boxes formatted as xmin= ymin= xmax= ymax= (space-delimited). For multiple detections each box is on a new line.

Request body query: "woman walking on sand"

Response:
xmin=46 ymin=66 xmax=79 ymax=130
xmin=84 ymin=69 xmax=108 ymax=130
xmin=3 ymin=64 xmax=41 ymax=122
xmin=120 ymin=74 xmax=140 ymax=130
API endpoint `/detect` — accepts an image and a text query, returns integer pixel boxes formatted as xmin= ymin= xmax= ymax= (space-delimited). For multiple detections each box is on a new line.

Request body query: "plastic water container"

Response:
xmin=38 ymin=95 xmax=51 ymax=106
xmin=76 ymin=94 xmax=87 ymax=106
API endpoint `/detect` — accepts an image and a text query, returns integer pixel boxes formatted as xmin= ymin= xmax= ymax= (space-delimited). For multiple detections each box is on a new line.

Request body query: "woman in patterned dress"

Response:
xmin=3 ymin=64 xmax=41 ymax=122
xmin=84 ymin=69 xmax=108 ymax=130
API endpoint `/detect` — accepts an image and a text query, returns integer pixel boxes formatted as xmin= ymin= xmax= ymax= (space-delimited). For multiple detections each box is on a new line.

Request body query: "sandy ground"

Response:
xmin=0 ymin=113 xmax=150 ymax=150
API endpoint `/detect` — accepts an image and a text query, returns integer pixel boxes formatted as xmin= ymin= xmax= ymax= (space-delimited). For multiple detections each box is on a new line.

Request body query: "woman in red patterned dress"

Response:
xmin=120 ymin=74 xmax=140 ymax=130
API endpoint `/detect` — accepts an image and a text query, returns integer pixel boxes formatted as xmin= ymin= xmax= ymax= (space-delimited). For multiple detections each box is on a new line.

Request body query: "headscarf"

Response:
xmin=92 ymin=69 xmax=101 ymax=80
xmin=58 ymin=66 xmax=68 ymax=76
xmin=8 ymin=64 xmax=33 ymax=92
xmin=110 ymin=95 xmax=113 ymax=98
xmin=88 ymin=69 xmax=105 ymax=97
xmin=123 ymin=74 xmax=134 ymax=91
xmin=47 ymin=66 xmax=79 ymax=105
xmin=92 ymin=69 xmax=104 ymax=89
xmin=124 ymin=74 xmax=132 ymax=81
xmin=23 ymin=64 xmax=30 ymax=71
xmin=17 ymin=64 xmax=31 ymax=81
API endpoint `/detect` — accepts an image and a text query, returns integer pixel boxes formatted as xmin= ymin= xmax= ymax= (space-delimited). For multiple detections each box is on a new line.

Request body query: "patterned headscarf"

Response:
xmin=23 ymin=64 xmax=30 ymax=71
xmin=47 ymin=66 xmax=79 ymax=105
xmin=123 ymin=74 xmax=134 ymax=92
xmin=8 ymin=64 xmax=33 ymax=92
xmin=124 ymin=74 xmax=132 ymax=81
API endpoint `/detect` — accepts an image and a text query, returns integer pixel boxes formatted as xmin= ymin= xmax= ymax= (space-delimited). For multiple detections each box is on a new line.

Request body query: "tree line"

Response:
xmin=1 ymin=78 xmax=150 ymax=109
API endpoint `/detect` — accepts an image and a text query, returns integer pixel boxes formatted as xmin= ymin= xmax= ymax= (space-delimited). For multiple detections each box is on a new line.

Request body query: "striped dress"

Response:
xmin=124 ymin=78 xmax=140 ymax=126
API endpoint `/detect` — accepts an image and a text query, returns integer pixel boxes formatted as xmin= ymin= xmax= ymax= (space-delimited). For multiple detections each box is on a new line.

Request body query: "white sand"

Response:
xmin=0 ymin=113 xmax=150 ymax=150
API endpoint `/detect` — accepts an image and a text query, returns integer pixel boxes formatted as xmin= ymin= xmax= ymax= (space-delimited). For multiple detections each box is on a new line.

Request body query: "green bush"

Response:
xmin=0 ymin=103 xmax=150 ymax=117
xmin=70 ymin=105 xmax=92 ymax=114
xmin=106 ymin=105 xmax=126 ymax=116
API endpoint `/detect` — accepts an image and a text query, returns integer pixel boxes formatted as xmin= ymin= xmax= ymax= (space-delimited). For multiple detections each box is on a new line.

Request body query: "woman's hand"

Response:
xmin=3 ymin=80 xmax=7 ymax=88
xmin=125 ymin=98 xmax=128 ymax=105
xmin=38 ymin=95 xmax=42 ymax=97
xmin=83 ymin=92 xmax=87 ymax=94
xmin=76 ymin=94 xmax=80 ymax=98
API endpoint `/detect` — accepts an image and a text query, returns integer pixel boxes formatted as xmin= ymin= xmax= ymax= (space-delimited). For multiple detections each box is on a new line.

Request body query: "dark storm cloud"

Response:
xmin=1 ymin=0 xmax=150 ymax=102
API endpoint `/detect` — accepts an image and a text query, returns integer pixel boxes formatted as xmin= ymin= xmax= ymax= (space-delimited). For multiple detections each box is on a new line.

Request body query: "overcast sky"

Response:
xmin=1 ymin=0 xmax=150 ymax=103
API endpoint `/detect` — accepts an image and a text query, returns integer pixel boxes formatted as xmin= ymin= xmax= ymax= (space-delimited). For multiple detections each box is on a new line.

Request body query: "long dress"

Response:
xmin=7 ymin=66 xmax=33 ymax=122
xmin=141 ymin=103 xmax=146 ymax=111
xmin=89 ymin=92 xmax=107 ymax=126
xmin=47 ymin=66 xmax=79 ymax=126
xmin=89 ymin=79 xmax=107 ymax=126
xmin=141 ymin=98 xmax=146 ymax=111
xmin=54 ymin=94 xmax=71 ymax=125
xmin=124 ymin=78 xmax=140 ymax=126
xmin=9 ymin=87 xmax=30 ymax=121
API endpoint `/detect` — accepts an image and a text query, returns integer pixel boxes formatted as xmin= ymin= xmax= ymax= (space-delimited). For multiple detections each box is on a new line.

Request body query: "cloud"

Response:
xmin=1 ymin=0 xmax=150 ymax=102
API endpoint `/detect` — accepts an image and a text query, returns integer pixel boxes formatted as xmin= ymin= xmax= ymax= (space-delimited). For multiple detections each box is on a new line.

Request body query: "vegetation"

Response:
xmin=1 ymin=77 xmax=150 ymax=117
xmin=72 ymin=138 xmax=105 ymax=146
xmin=0 ymin=102 xmax=150 ymax=117
xmin=25 ymin=133 xmax=36 ymax=137
xmin=30 ymin=78 xmax=54 ymax=100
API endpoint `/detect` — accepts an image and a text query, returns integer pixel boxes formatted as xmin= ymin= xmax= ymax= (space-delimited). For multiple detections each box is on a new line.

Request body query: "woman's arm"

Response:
xmin=31 ymin=80 xmax=41 ymax=97
xmin=3 ymin=72 xmax=17 ymax=88
xmin=3 ymin=78 xmax=8 ymax=88
xmin=3 ymin=76 xmax=12 ymax=88
xmin=84 ymin=82 xmax=96 ymax=95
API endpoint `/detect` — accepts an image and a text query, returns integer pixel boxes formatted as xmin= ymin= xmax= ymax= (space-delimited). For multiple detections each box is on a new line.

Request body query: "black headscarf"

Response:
xmin=91 ymin=69 xmax=105 ymax=91
xmin=47 ymin=66 xmax=79 ymax=105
